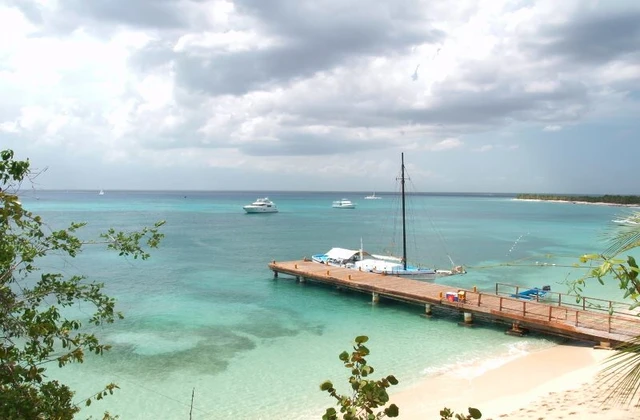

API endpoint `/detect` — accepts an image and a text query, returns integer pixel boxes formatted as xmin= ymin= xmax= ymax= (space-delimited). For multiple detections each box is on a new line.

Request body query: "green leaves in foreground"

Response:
xmin=440 ymin=407 xmax=482 ymax=420
xmin=1 ymin=149 xmax=163 ymax=419
xmin=320 ymin=335 xmax=482 ymax=420
xmin=320 ymin=336 xmax=399 ymax=420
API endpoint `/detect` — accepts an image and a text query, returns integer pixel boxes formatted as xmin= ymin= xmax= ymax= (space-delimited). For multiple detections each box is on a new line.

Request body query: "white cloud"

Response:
xmin=474 ymin=144 xmax=494 ymax=152
xmin=430 ymin=138 xmax=463 ymax=151
xmin=543 ymin=125 xmax=563 ymax=132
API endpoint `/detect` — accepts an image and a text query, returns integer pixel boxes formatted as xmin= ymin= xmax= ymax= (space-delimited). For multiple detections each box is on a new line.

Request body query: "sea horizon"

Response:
xmin=20 ymin=189 xmax=638 ymax=197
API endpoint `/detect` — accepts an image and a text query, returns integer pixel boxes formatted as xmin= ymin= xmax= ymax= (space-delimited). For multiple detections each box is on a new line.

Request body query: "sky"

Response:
xmin=1 ymin=0 xmax=639 ymax=194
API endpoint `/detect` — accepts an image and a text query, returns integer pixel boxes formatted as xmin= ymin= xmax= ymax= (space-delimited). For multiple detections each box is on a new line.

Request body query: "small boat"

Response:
xmin=312 ymin=247 xmax=372 ymax=267
xmin=511 ymin=285 xmax=551 ymax=300
xmin=364 ymin=192 xmax=382 ymax=200
xmin=243 ymin=197 xmax=278 ymax=213
xmin=332 ymin=199 xmax=356 ymax=209
xmin=98 ymin=189 xmax=105 ymax=195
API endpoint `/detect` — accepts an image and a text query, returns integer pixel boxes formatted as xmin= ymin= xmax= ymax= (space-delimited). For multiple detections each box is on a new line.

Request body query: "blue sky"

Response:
xmin=1 ymin=0 xmax=639 ymax=193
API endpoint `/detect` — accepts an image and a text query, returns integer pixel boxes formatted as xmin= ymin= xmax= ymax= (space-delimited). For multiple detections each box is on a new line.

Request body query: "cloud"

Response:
xmin=1 ymin=0 xmax=640 ymax=192
xmin=430 ymin=138 xmax=463 ymax=151
xmin=474 ymin=144 xmax=494 ymax=152
xmin=528 ymin=9 xmax=640 ymax=65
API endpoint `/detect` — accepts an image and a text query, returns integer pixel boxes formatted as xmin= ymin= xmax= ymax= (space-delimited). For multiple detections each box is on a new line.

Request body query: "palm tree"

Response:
xmin=575 ymin=211 xmax=640 ymax=405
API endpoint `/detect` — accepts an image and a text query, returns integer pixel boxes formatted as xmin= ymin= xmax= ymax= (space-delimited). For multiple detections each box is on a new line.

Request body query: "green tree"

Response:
xmin=0 ymin=149 xmax=164 ymax=419
xmin=572 ymin=211 xmax=640 ymax=405
xmin=320 ymin=335 xmax=482 ymax=420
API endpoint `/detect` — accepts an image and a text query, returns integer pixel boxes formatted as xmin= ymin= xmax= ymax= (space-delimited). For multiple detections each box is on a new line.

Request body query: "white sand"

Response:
xmin=391 ymin=343 xmax=640 ymax=419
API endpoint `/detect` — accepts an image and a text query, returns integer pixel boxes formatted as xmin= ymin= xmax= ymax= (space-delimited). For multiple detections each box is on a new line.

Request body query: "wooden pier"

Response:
xmin=268 ymin=260 xmax=640 ymax=346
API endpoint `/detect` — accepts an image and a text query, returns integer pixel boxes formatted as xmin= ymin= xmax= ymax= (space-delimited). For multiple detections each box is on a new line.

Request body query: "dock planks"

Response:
xmin=268 ymin=260 xmax=640 ymax=346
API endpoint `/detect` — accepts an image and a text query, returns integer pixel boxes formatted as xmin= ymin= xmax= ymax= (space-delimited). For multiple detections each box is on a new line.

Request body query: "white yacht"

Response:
xmin=243 ymin=197 xmax=278 ymax=213
xmin=332 ymin=199 xmax=356 ymax=209
xmin=364 ymin=192 xmax=381 ymax=200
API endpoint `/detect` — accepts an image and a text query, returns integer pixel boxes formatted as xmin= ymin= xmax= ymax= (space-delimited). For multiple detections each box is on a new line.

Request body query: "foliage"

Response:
xmin=320 ymin=336 xmax=482 ymax=420
xmin=320 ymin=336 xmax=399 ymax=420
xmin=1 ymin=149 xmax=165 ymax=419
xmin=571 ymin=210 xmax=640 ymax=405
xmin=517 ymin=193 xmax=640 ymax=205
xmin=439 ymin=407 xmax=482 ymax=420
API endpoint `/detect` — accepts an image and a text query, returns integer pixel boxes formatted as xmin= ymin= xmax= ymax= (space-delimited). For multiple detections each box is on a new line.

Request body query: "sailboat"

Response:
xmin=98 ymin=189 xmax=105 ymax=196
xmin=312 ymin=153 xmax=465 ymax=278
xmin=364 ymin=192 xmax=381 ymax=200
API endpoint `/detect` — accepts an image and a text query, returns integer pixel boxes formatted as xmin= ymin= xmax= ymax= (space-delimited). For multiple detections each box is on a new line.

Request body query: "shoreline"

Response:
xmin=391 ymin=342 xmax=639 ymax=419
xmin=514 ymin=198 xmax=640 ymax=208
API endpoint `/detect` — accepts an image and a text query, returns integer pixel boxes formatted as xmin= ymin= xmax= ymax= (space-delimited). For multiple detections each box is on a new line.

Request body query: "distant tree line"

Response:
xmin=517 ymin=194 xmax=640 ymax=205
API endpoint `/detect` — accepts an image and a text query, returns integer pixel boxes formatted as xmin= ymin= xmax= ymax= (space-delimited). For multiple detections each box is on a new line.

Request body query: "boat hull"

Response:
xmin=243 ymin=207 xmax=278 ymax=213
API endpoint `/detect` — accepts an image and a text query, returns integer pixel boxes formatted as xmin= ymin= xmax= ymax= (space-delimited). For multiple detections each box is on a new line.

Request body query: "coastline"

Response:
xmin=391 ymin=342 xmax=639 ymax=419
xmin=514 ymin=198 xmax=640 ymax=208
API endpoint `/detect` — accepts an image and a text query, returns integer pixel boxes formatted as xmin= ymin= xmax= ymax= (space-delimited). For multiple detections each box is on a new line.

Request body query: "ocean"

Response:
xmin=16 ymin=190 xmax=636 ymax=419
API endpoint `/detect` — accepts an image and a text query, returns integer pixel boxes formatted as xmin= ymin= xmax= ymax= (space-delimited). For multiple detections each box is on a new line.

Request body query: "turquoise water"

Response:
xmin=17 ymin=190 xmax=636 ymax=419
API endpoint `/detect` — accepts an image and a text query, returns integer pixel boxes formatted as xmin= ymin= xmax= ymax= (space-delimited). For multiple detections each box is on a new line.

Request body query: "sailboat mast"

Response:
xmin=401 ymin=153 xmax=407 ymax=270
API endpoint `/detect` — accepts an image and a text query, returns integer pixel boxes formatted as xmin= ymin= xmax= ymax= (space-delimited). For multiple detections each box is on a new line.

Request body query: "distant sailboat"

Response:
xmin=99 ymin=189 xmax=105 ymax=195
xmin=364 ymin=192 xmax=381 ymax=200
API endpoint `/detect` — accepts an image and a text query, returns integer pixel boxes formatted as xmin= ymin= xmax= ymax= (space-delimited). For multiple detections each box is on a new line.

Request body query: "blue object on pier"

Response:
xmin=511 ymin=285 xmax=551 ymax=300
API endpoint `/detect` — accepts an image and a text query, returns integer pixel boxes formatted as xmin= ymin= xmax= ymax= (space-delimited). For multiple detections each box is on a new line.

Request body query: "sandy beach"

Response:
xmin=392 ymin=342 xmax=640 ymax=419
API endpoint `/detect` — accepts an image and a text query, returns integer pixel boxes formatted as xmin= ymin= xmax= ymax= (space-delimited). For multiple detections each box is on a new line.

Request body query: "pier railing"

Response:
xmin=451 ymin=284 xmax=640 ymax=337
xmin=494 ymin=283 xmax=638 ymax=316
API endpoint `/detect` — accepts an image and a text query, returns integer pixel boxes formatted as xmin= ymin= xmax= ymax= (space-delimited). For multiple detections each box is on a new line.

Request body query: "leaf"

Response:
xmin=320 ymin=380 xmax=334 ymax=391
xmin=355 ymin=335 xmax=369 ymax=344
xmin=384 ymin=404 xmax=399 ymax=417
xmin=468 ymin=407 xmax=482 ymax=419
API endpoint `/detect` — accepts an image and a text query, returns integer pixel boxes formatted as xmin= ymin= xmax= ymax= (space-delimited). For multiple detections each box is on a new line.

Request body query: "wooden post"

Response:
xmin=372 ymin=292 xmax=379 ymax=304
xmin=505 ymin=322 xmax=526 ymax=337
xmin=594 ymin=341 xmax=612 ymax=350
xmin=273 ymin=271 xmax=278 ymax=278
xmin=461 ymin=312 xmax=473 ymax=326
xmin=424 ymin=303 xmax=432 ymax=317
xmin=299 ymin=276 xmax=305 ymax=283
